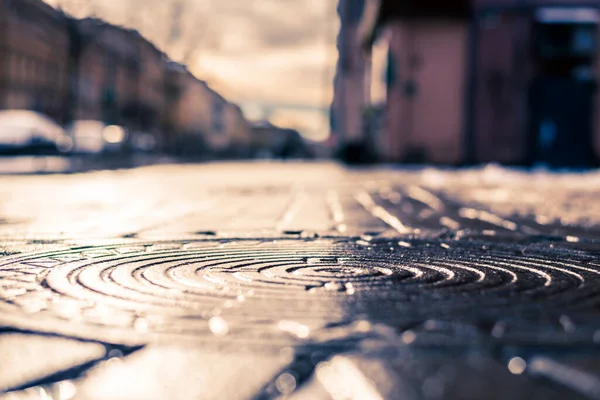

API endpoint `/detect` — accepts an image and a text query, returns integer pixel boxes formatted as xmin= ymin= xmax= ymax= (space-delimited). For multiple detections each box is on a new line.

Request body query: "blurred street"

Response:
xmin=2 ymin=162 xmax=600 ymax=399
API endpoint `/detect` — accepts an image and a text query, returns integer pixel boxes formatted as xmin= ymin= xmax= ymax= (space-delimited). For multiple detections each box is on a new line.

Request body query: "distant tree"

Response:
xmin=48 ymin=0 xmax=211 ymax=68
xmin=158 ymin=0 xmax=211 ymax=66
xmin=51 ymin=0 xmax=99 ymax=17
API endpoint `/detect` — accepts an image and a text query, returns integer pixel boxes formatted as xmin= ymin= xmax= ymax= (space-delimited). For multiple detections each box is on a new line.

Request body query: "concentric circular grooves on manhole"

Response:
xmin=0 ymin=239 xmax=599 ymax=345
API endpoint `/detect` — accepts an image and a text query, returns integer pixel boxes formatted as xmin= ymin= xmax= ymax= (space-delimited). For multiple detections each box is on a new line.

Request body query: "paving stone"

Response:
xmin=73 ymin=346 xmax=293 ymax=400
xmin=310 ymin=349 xmax=587 ymax=400
xmin=0 ymin=333 xmax=105 ymax=392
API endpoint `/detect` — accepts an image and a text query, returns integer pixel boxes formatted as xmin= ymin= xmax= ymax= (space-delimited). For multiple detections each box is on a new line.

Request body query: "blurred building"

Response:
xmin=0 ymin=2 xmax=252 ymax=158
xmin=68 ymin=18 xmax=140 ymax=128
xmin=0 ymin=0 xmax=70 ymax=123
xmin=135 ymin=36 xmax=168 ymax=148
xmin=205 ymin=92 xmax=231 ymax=155
xmin=69 ymin=19 xmax=179 ymax=153
xmin=165 ymin=62 xmax=213 ymax=155
xmin=224 ymin=103 xmax=252 ymax=158
xmin=165 ymin=63 xmax=253 ymax=158
xmin=359 ymin=0 xmax=600 ymax=167
xmin=250 ymin=120 xmax=309 ymax=159
xmin=165 ymin=66 xmax=233 ymax=157
xmin=472 ymin=1 xmax=599 ymax=167
xmin=331 ymin=0 xmax=373 ymax=162
xmin=358 ymin=0 xmax=469 ymax=164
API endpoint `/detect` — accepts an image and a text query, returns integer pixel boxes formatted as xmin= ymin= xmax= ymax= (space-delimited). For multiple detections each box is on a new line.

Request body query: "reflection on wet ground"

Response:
xmin=0 ymin=155 xmax=176 ymax=175
xmin=3 ymin=162 xmax=600 ymax=399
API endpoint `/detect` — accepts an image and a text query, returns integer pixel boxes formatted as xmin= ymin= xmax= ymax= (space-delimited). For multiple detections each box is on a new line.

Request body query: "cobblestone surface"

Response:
xmin=3 ymin=162 xmax=600 ymax=399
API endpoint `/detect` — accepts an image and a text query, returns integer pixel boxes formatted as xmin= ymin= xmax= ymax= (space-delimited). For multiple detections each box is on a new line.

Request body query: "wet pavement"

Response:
xmin=2 ymin=162 xmax=600 ymax=399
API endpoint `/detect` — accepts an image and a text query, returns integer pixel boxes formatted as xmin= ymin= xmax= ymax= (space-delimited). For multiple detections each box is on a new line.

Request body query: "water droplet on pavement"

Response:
xmin=355 ymin=320 xmax=372 ymax=333
xmin=56 ymin=380 xmax=77 ymax=400
xmin=133 ymin=317 xmax=148 ymax=333
xmin=559 ymin=315 xmax=575 ymax=333
xmin=277 ymin=320 xmax=310 ymax=339
xmin=279 ymin=346 xmax=295 ymax=362
xmin=508 ymin=357 xmax=527 ymax=375
xmin=275 ymin=372 xmax=297 ymax=394
xmin=402 ymin=330 xmax=416 ymax=344
xmin=492 ymin=322 xmax=505 ymax=338
xmin=345 ymin=282 xmax=356 ymax=295
xmin=107 ymin=349 xmax=123 ymax=359
xmin=209 ymin=316 xmax=229 ymax=337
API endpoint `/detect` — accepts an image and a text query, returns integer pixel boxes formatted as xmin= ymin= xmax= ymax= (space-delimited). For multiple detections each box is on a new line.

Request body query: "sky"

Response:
xmin=45 ymin=0 xmax=340 ymax=142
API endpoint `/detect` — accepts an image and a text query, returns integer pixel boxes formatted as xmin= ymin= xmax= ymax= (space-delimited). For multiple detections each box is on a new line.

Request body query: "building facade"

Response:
xmin=136 ymin=37 xmax=168 ymax=143
xmin=206 ymin=92 xmax=231 ymax=154
xmin=224 ymin=103 xmax=252 ymax=158
xmin=165 ymin=64 xmax=254 ymax=158
xmin=383 ymin=20 xmax=468 ymax=164
xmin=69 ymin=18 xmax=140 ymax=127
xmin=359 ymin=0 xmax=600 ymax=167
xmin=0 ymin=0 xmax=70 ymax=123
xmin=472 ymin=1 xmax=600 ymax=167
xmin=0 ymin=2 xmax=251 ymax=158
xmin=165 ymin=62 xmax=213 ymax=155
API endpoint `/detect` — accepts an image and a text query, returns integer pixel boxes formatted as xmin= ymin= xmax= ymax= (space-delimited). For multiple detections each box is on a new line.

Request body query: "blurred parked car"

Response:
xmin=0 ymin=110 xmax=72 ymax=155
xmin=66 ymin=120 xmax=127 ymax=155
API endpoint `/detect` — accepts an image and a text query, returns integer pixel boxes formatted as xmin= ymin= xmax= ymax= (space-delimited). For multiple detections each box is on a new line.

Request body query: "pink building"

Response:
xmin=382 ymin=20 xmax=467 ymax=164
xmin=359 ymin=0 xmax=600 ymax=167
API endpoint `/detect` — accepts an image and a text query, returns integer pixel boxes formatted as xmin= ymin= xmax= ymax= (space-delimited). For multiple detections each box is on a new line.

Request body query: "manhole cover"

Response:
xmin=0 ymin=238 xmax=599 ymax=345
